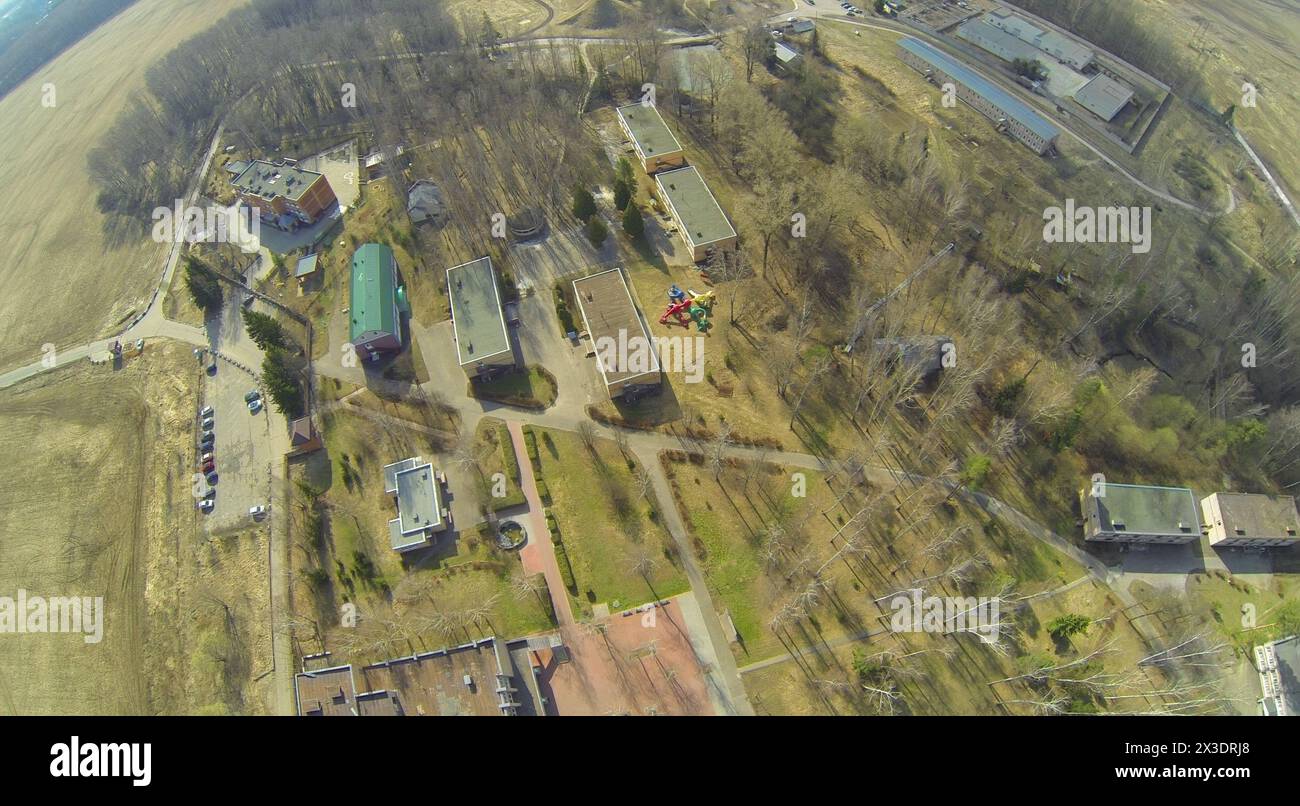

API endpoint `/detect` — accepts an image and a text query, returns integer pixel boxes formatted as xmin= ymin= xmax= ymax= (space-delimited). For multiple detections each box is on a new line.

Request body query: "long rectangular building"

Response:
xmin=572 ymin=268 xmax=661 ymax=400
xmin=655 ymin=166 xmax=737 ymax=262
xmin=616 ymin=103 xmax=686 ymax=175
xmin=1081 ymin=482 xmax=1200 ymax=544
xmin=447 ymin=256 xmax=514 ymax=377
xmin=985 ymin=8 xmax=1094 ymax=70
xmin=897 ymin=36 xmax=1059 ymax=155
xmin=349 ymin=243 xmax=403 ymax=360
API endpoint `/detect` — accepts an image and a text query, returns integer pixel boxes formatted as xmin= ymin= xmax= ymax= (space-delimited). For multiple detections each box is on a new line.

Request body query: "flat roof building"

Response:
xmin=295 ymin=637 xmax=526 ymax=716
xmin=349 ymin=243 xmax=403 ymax=360
xmin=616 ymin=103 xmax=686 ymax=175
xmin=231 ymin=158 xmax=337 ymax=228
xmin=1256 ymin=635 xmax=1300 ymax=717
xmin=1073 ymin=73 xmax=1135 ymax=122
xmin=957 ymin=19 xmax=1043 ymax=66
xmin=1081 ymin=482 xmax=1201 ymax=544
xmin=985 ymin=8 xmax=1094 ymax=70
xmin=383 ymin=457 xmax=447 ymax=552
xmin=447 ymin=256 xmax=514 ymax=377
xmin=897 ymin=36 xmax=1060 ymax=155
xmin=1201 ymin=492 xmax=1300 ymax=548
xmin=572 ymin=268 xmax=662 ymax=400
xmin=655 ymin=166 xmax=738 ymax=262
xmin=294 ymin=664 xmax=358 ymax=716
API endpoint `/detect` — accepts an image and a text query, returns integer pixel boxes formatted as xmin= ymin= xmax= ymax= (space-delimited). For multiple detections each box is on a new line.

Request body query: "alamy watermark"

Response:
xmin=1042 ymin=199 xmax=1151 ymax=254
xmin=595 ymin=328 xmax=704 ymax=384
xmin=888 ymin=590 xmax=1000 ymax=643
xmin=151 ymin=201 xmax=261 ymax=253
xmin=0 ymin=589 xmax=103 ymax=644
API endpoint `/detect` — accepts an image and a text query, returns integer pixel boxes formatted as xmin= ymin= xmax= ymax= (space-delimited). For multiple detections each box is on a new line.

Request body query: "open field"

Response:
xmin=0 ymin=0 xmax=248 ymax=374
xmin=0 ymin=341 xmax=273 ymax=714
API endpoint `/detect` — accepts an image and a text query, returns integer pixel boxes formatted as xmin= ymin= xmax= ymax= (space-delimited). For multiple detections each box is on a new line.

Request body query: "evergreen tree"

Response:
xmin=571 ymin=185 xmax=597 ymax=222
xmin=621 ymin=202 xmax=644 ymax=240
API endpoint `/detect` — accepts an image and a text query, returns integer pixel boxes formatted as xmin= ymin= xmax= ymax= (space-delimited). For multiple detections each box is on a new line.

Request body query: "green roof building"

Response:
xmin=1082 ymin=481 xmax=1201 ymax=544
xmin=349 ymin=243 xmax=403 ymax=359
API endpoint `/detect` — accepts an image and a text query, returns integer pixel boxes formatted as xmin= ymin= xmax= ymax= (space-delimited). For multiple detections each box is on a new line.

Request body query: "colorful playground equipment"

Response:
xmin=660 ymin=284 xmax=715 ymax=332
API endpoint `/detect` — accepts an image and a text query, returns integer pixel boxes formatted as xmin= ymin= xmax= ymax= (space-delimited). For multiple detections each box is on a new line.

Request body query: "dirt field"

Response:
xmin=0 ymin=0 xmax=248 ymax=375
xmin=0 ymin=341 xmax=273 ymax=714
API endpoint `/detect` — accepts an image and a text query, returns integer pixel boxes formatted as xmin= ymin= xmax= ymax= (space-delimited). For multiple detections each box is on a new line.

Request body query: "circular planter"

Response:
xmin=496 ymin=519 xmax=527 ymax=550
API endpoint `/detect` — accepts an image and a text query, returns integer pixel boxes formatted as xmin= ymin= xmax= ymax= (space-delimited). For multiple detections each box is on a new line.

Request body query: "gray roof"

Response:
xmin=447 ymin=257 xmax=511 ymax=366
xmin=395 ymin=463 xmax=441 ymax=537
xmin=957 ymin=19 xmax=1043 ymax=65
xmin=774 ymin=41 xmax=800 ymax=64
xmin=1204 ymin=493 xmax=1300 ymax=542
xmin=383 ymin=456 xmax=421 ymax=495
xmin=655 ymin=166 xmax=736 ymax=248
xmin=616 ymin=103 xmax=683 ymax=159
xmin=407 ymin=180 xmax=444 ymax=223
xmin=232 ymin=159 xmax=325 ymax=202
xmin=986 ymin=9 xmax=1093 ymax=67
xmin=898 ymin=37 xmax=1060 ymax=143
xmin=1073 ymin=73 xmax=1134 ymax=121
xmin=294 ymin=253 xmax=319 ymax=278
xmin=1091 ymin=483 xmax=1200 ymax=537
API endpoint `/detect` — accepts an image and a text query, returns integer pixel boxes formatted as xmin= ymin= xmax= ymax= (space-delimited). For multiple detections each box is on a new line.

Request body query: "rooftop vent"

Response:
xmin=1235 ymin=527 xmax=1247 ymax=535
xmin=1179 ymin=522 xmax=1192 ymax=533
xmin=1111 ymin=521 xmax=1126 ymax=531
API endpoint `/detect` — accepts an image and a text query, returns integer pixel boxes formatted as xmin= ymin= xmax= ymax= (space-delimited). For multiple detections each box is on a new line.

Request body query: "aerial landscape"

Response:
xmin=0 ymin=0 xmax=1298 ymax=734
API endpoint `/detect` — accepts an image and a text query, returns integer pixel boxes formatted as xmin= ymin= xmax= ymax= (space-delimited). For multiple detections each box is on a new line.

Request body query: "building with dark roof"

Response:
xmin=348 ymin=243 xmax=403 ymax=360
xmin=616 ymin=103 xmax=686 ymax=175
xmin=1081 ymin=482 xmax=1201 ymax=544
xmin=295 ymin=638 xmax=526 ymax=716
xmin=897 ymin=36 xmax=1060 ymax=155
xmin=231 ymin=159 xmax=337 ymax=229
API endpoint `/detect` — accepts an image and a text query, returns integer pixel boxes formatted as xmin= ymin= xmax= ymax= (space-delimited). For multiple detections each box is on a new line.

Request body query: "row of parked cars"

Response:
xmin=195 ymin=390 xmax=265 ymax=515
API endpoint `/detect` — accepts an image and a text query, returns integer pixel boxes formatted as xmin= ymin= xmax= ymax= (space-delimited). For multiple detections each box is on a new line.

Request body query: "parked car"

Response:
xmin=201 ymin=452 xmax=214 ymax=464
xmin=206 ymin=471 xmax=219 ymax=485
xmin=207 ymin=358 xmax=217 ymax=375
xmin=198 ymin=498 xmax=214 ymax=513
xmin=248 ymin=398 xmax=263 ymax=414
xmin=201 ymin=430 xmax=215 ymax=445
xmin=244 ymin=390 xmax=261 ymax=403
xmin=199 ymin=405 xmax=214 ymax=418
xmin=202 ymin=460 xmax=215 ymax=474
xmin=249 ymin=505 xmax=267 ymax=519
xmin=201 ymin=417 xmax=214 ymax=430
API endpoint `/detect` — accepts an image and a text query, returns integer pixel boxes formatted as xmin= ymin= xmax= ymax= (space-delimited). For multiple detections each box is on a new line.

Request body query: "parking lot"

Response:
xmin=195 ymin=293 xmax=281 ymax=533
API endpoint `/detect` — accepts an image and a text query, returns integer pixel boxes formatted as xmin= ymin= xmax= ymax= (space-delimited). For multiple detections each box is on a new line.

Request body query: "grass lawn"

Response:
xmin=468 ymin=365 xmax=558 ymax=410
xmin=291 ymin=406 xmax=551 ymax=658
xmin=532 ymin=427 xmax=689 ymax=616
xmin=473 ymin=416 xmax=527 ymax=511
